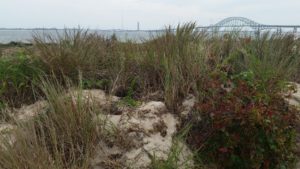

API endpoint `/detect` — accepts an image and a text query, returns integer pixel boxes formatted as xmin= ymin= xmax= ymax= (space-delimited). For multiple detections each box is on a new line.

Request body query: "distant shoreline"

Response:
xmin=0 ymin=28 xmax=165 ymax=32
xmin=0 ymin=41 xmax=32 ymax=47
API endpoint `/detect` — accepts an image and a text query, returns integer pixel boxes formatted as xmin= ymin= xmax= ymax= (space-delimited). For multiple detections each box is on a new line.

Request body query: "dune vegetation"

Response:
xmin=0 ymin=23 xmax=300 ymax=169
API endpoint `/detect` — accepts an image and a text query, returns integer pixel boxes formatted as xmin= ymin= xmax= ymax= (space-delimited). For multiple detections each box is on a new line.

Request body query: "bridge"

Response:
xmin=196 ymin=17 xmax=300 ymax=34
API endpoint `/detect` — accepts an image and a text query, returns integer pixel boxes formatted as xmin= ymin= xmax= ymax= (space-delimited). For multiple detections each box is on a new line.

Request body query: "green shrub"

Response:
xmin=119 ymin=78 xmax=141 ymax=107
xmin=187 ymin=71 xmax=298 ymax=169
xmin=81 ymin=78 xmax=110 ymax=90
xmin=0 ymin=53 xmax=43 ymax=108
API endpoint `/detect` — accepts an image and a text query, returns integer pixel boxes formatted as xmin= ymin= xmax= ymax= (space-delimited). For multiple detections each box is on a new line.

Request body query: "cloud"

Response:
xmin=0 ymin=0 xmax=299 ymax=29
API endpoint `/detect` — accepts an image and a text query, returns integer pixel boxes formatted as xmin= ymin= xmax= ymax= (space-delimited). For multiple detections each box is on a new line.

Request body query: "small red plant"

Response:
xmin=187 ymin=72 xmax=298 ymax=169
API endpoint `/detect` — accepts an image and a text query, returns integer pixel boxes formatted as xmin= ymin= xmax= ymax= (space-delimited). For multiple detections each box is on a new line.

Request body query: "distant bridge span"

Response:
xmin=197 ymin=17 xmax=300 ymax=33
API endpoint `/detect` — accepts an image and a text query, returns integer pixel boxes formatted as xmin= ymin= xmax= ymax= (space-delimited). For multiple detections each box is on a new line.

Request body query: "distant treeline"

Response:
xmin=0 ymin=41 xmax=32 ymax=47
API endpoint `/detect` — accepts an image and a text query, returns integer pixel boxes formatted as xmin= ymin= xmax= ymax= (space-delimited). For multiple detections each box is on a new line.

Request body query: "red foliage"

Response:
xmin=186 ymin=75 xmax=298 ymax=169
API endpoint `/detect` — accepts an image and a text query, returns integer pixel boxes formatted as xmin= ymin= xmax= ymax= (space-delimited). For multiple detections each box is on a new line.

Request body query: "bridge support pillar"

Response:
xmin=276 ymin=27 xmax=282 ymax=35
xmin=255 ymin=27 xmax=261 ymax=37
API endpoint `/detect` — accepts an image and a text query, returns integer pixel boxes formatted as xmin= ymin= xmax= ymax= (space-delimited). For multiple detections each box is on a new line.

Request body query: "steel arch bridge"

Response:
xmin=197 ymin=17 xmax=300 ymax=34
xmin=214 ymin=17 xmax=261 ymax=28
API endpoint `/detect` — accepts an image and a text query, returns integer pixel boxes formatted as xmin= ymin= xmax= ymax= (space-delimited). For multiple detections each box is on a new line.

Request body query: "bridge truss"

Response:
xmin=196 ymin=17 xmax=300 ymax=35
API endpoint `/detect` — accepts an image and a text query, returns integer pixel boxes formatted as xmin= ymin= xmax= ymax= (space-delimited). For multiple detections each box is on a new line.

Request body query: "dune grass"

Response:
xmin=32 ymin=24 xmax=210 ymax=111
xmin=0 ymin=77 xmax=108 ymax=169
xmin=31 ymin=25 xmax=300 ymax=112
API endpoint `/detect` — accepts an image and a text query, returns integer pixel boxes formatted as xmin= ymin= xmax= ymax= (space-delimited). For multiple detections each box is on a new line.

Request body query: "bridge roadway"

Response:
xmin=196 ymin=17 xmax=300 ymax=34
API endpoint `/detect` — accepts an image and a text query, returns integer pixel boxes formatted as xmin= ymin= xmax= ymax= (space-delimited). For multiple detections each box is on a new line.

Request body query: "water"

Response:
xmin=0 ymin=29 xmax=165 ymax=44
xmin=1 ymin=29 xmax=299 ymax=44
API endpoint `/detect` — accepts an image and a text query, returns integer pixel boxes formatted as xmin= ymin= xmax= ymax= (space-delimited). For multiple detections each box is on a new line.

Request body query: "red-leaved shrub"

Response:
xmin=187 ymin=71 xmax=298 ymax=169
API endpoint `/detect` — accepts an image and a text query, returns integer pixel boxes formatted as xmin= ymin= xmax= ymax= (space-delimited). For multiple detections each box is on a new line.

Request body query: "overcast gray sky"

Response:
xmin=1 ymin=0 xmax=299 ymax=29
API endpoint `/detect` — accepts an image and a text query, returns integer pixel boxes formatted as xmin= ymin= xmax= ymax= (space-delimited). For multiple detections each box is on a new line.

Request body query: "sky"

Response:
xmin=0 ymin=0 xmax=299 ymax=30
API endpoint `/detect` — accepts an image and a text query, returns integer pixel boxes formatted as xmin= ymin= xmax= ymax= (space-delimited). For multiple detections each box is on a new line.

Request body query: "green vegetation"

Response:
xmin=0 ymin=24 xmax=300 ymax=168
xmin=0 ymin=52 xmax=43 ymax=110
xmin=150 ymin=139 xmax=193 ymax=169
xmin=150 ymin=125 xmax=195 ymax=169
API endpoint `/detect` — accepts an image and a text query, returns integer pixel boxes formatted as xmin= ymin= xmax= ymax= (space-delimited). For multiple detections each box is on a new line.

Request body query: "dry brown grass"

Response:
xmin=0 ymin=78 xmax=104 ymax=169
